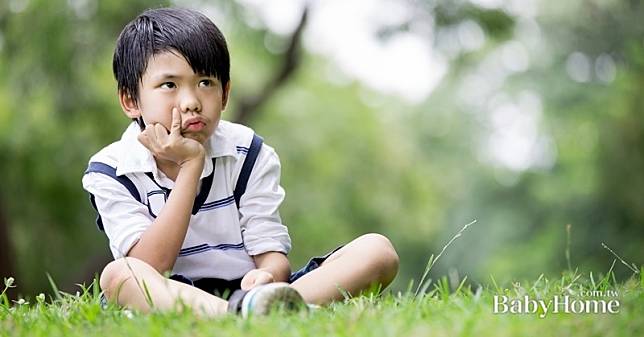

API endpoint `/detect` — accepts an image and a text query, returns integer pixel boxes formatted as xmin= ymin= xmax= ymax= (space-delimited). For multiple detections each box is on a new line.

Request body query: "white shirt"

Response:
xmin=82 ymin=120 xmax=291 ymax=280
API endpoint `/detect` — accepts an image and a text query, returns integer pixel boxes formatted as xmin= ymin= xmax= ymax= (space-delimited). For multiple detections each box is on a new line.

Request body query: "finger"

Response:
xmin=240 ymin=278 xmax=254 ymax=290
xmin=138 ymin=130 xmax=161 ymax=154
xmin=145 ymin=125 xmax=166 ymax=149
xmin=137 ymin=132 xmax=149 ymax=148
xmin=151 ymin=124 xmax=168 ymax=145
xmin=153 ymin=123 xmax=169 ymax=136
xmin=240 ymin=273 xmax=255 ymax=291
xmin=255 ymin=274 xmax=272 ymax=286
xmin=170 ymin=107 xmax=181 ymax=136
xmin=138 ymin=125 xmax=155 ymax=144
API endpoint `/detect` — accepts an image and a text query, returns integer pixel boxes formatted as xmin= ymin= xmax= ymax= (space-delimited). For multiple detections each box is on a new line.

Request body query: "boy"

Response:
xmin=82 ymin=7 xmax=399 ymax=317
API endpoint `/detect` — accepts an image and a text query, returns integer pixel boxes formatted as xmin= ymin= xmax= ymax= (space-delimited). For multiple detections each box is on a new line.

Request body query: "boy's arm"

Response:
xmin=254 ymin=251 xmax=291 ymax=281
xmin=238 ymin=145 xmax=291 ymax=256
xmin=241 ymin=252 xmax=291 ymax=290
xmin=237 ymin=143 xmax=292 ymax=289
xmin=127 ymin=108 xmax=205 ymax=273
xmin=126 ymin=157 xmax=203 ymax=273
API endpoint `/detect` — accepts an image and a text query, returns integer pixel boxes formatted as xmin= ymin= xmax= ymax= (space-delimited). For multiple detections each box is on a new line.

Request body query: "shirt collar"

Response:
xmin=115 ymin=121 xmax=237 ymax=177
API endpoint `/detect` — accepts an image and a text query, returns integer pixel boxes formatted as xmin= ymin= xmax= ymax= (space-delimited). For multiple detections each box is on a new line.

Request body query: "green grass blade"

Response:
xmin=46 ymin=273 xmax=63 ymax=302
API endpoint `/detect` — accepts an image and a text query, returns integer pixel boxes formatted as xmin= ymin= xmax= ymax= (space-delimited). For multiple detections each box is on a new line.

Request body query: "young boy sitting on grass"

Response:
xmin=82 ymin=7 xmax=399 ymax=317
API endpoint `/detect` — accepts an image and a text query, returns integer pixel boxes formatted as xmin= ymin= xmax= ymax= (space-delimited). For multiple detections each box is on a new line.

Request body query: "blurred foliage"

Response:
xmin=0 ymin=0 xmax=642 ymax=295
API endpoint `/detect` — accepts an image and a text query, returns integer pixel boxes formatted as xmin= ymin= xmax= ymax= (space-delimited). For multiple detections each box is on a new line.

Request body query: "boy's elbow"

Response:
xmin=126 ymin=242 xmax=175 ymax=274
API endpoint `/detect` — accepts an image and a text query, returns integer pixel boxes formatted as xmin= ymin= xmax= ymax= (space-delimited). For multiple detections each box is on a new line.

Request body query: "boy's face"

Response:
xmin=119 ymin=50 xmax=230 ymax=145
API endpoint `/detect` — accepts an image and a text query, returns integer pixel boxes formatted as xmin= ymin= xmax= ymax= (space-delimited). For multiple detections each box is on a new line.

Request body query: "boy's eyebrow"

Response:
xmin=150 ymin=73 xmax=215 ymax=81
xmin=151 ymin=73 xmax=181 ymax=81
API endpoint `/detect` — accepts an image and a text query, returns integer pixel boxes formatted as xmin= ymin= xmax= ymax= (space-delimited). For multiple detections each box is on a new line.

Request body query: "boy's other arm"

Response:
xmin=254 ymin=251 xmax=291 ymax=281
xmin=127 ymin=108 xmax=205 ymax=273
xmin=241 ymin=252 xmax=291 ymax=290
xmin=238 ymin=143 xmax=292 ymax=289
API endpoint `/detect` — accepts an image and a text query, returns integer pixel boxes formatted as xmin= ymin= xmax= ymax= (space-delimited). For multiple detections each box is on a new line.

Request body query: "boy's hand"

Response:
xmin=240 ymin=269 xmax=275 ymax=290
xmin=137 ymin=108 xmax=205 ymax=166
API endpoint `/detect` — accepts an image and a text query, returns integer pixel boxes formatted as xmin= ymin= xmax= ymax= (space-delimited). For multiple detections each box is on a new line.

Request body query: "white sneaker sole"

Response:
xmin=240 ymin=282 xmax=307 ymax=317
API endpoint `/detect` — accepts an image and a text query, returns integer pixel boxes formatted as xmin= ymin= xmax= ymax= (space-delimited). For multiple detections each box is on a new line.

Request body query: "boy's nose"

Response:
xmin=179 ymin=90 xmax=201 ymax=113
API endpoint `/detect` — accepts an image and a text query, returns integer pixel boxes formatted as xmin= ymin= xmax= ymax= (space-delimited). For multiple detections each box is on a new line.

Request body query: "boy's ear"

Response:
xmin=118 ymin=90 xmax=141 ymax=119
xmin=222 ymin=81 xmax=231 ymax=110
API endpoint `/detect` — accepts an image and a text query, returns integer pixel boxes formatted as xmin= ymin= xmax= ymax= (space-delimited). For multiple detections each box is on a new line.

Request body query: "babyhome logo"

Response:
xmin=493 ymin=290 xmax=620 ymax=318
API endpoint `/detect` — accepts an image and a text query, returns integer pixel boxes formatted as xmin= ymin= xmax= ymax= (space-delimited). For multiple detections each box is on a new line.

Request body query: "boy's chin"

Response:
xmin=184 ymin=133 xmax=209 ymax=144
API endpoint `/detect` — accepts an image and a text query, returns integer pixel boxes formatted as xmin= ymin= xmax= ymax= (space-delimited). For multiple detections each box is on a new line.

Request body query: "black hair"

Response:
xmin=112 ymin=7 xmax=230 ymax=107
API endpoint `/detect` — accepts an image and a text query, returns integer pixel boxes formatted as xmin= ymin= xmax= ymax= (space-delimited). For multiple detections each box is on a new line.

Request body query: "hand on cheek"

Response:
xmin=137 ymin=108 xmax=205 ymax=166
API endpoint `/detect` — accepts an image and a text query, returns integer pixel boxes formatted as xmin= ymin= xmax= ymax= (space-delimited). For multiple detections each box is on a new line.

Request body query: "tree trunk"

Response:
xmin=233 ymin=5 xmax=309 ymax=124
xmin=0 ymin=197 xmax=17 ymax=300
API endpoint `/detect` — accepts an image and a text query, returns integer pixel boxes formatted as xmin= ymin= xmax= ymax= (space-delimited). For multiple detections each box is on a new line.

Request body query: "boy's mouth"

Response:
xmin=184 ymin=121 xmax=205 ymax=132
xmin=182 ymin=118 xmax=206 ymax=132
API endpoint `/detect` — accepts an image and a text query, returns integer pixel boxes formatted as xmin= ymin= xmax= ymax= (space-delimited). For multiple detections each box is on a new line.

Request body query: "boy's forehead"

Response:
xmin=143 ymin=51 xmax=206 ymax=79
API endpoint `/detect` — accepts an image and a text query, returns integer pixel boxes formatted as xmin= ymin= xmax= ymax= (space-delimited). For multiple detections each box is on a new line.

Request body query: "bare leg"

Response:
xmin=290 ymin=233 xmax=399 ymax=305
xmin=100 ymin=257 xmax=228 ymax=317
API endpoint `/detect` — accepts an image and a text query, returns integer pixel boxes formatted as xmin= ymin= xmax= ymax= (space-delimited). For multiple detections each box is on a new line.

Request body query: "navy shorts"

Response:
xmin=172 ymin=245 xmax=344 ymax=298
xmin=100 ymin=245 xmax=343 ymax=305
xmin=287 ymin=245 xmax=343 ymax=284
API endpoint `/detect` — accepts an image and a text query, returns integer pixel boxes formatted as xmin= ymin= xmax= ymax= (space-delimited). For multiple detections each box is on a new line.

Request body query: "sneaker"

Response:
xmin=306 ymin=303 xmax=321 ymax=311
xmin=229 ymin=282 xmax=307 ymax=317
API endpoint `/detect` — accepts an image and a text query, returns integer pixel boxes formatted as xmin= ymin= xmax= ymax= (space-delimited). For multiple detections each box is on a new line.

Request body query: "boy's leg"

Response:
xmin=100 ymin=257 xmax=228 ymax=317
xmin=290 ymin=233 xmax=399 ymax=305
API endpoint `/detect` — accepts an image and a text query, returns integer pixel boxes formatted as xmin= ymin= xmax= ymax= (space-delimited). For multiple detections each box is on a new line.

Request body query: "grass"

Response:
xmin=0 ymin=270 xmax=642 ymax=337
xmin=1 ymin=221 xmax=642 ymax=337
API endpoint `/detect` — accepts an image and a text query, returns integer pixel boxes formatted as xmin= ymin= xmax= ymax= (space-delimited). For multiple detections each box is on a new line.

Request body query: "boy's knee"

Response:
xmin=358 ymin=233 xmax=399 ymax=279
xmin=99 ymin=257 xmax=144 ymax=299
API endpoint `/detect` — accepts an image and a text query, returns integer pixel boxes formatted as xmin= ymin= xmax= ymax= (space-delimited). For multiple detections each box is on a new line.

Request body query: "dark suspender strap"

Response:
xmin=85 ymin=162 xmax=141 ymax=202
xmin=192 ymin=158 xmax=216 ymax=214
xmin=234 ymin=134 xmax=263 ymax=208
xmin=85 ymin=162 xmax=141 ymax=231
xmin=144 ymin=172 xmax=172 ymax=197
xmin=87 ymin=193 xmax=104 ymax=231
xmin=144 ymin=158 xmax=216 ymax=215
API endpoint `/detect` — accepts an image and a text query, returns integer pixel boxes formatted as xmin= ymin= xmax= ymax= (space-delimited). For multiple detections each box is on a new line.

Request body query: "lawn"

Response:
xmin=1 ymin=268 xmax=642 ymax=337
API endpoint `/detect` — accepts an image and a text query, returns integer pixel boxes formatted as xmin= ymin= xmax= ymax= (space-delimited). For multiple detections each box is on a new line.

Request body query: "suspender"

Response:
xmin=85 ymin=133 xmax=264 ymax=231
xmin=233 ymin=134 xmax=263 ymax=208
xmin=85 ymin=162 xmax=141 ymax=202
xmin=85 ymin=162 xmax=141 ymax=231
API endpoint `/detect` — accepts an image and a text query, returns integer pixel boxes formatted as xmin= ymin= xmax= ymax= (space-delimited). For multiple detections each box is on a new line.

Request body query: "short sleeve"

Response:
xmin=238 ymin=145 xmax=291 ymax=256
xmin=83 ymin=172 xmax=153 ymax=258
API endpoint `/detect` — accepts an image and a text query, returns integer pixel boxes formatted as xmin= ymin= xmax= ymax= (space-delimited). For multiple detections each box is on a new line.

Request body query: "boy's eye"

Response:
xmin=199 ymin=79 xmax=213 ymax=87
xmin=160 ymin=82 xmax=176 ymax=89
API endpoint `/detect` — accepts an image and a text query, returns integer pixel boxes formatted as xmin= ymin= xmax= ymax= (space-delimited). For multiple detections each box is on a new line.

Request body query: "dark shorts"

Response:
xmin=100 ymin=245 xmax=343 ymax=306
xmin=172 ymin=245 xmax=344 ymax=298
xmin=287 ymin=245 xmax=343 ymax=284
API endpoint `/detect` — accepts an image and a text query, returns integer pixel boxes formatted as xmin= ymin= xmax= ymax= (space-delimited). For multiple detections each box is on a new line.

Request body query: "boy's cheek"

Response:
xmin=143 ymin=114 xmax=173 ymax=131
xmin=159 ymin=112 xmax=174 ymax=129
